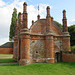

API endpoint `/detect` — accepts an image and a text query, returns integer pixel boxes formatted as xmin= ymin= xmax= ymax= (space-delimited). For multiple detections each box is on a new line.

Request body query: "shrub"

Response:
xmin=71 ymin=46 xmax=75 ymax=52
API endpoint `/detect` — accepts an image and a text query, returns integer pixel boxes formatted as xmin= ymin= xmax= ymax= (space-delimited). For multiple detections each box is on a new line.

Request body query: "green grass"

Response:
xmin=0 ymin=54 xmax=75 ymax=75
xmin=0 ymin=59 xmax=16 ymax=63
xmin=0 ymin=62 xmax=75 ymax=75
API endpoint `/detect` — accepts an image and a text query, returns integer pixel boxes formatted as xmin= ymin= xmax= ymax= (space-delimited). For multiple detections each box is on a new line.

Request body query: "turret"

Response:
xmin=23 ymin=2 xmax=28 ymax=28
xmin=46 ymin=6 xmax=50 ymax=17
xmin=23 ymin=2 xmax=27 ymax=13
xmin=46 ymin=6 xmax=51 ymax=32
xmin=19 ymin=2 xmax=31 ymax=66
xmin=62 ymin=10 xmax=71 ymax=52
xmin=18 ymin=12 xmax=21 ymax=30
xmin=51 ymin=17 xmax=53 ymax=22
xmin=37 ymin=14 xmax=40 ymax=20
xmin=32 ymin=20 xmax=34 ymax=25
xmin=18 ymin=12 xmax=21 ymax=22
xmin=62 ymin=10 xmax=68 ymax=32
xmin=15 ymin=18 xmax=18 ymax=35
xmin=63 ymin=10 xmax=66 ymax=19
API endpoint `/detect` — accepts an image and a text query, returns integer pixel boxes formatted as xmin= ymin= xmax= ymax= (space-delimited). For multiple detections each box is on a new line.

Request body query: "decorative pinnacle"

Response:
xmin=19 ymin=12 xmax=21 ymax=15
xmin=32 ymin=20 xmax=34 ymax=25
xmin=23 ymin=2 xmax=27 ymax=5
xmin=38 ymin=5 xmax=40 ymax=15
xmin=51 ymin=17 xmax=53 ymax=21
xmin=63 ymin=9 xmax=66 ymax=18
xmin=47 ymin=6 xmax=50 ymax=9
xmin=63 ymin=9 xmax=66 ymax=12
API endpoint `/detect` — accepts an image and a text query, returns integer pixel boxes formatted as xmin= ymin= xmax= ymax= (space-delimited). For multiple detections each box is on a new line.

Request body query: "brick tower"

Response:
xmin=62 ymin=10 xmax=71 ymax=51
xmin=19 ymin=2 xmax=31 ymax=65
xmin=45 ymin=6 xmax=55 ymax=63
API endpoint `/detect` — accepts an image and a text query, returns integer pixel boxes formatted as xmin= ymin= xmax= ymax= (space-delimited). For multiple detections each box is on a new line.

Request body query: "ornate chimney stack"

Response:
xmin=15 ymin=18 xmax=18 ymax=35
xmin=46 ymin=6 xmax=52 ymax=32
xmin=19 ymin=2 xmax=31 ymax=66
xmin=37 ymin=5 xmax=40 ymax=20
xmin=18 ymin=12 xmax=21 ymax=30
xmin=46 ymin=6 xmax=50 ymax=17
xmin=37 ymin=14 xmax=40 ymax=20
xmin=62 ymin=10 xmax=71 ymax=52
xmin=23 ymin=2 xmax=27 ymax=13
xmin=62 ymin=10 xmax=68 ymax=32
xmin=18 ymin=12 xmax=21 ymax=21
xmin=51 ymin=17 xmax=53 ymax=22
xmin=63 ymin=10 xmax=66 ymax=19
xmin=32 ymin=20 xmax=34 ymax=25
xmin=23 ymin=2 xmax=28 ymax=28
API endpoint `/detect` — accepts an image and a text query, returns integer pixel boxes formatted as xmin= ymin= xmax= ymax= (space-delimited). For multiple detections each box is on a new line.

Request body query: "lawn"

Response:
xmin=0 ymin=62 xmax=75 ymax=75
xmin=0 ymin=54 xmax=75 ymax=75
xmin=0 ymin=54 xmax=16 ymax=63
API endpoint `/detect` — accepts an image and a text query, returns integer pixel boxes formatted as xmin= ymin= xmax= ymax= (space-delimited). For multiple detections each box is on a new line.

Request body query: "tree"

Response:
xmin=68 ymin=25 xmax=75 ymax=46
xmin=9 ymin=8 xmax=17 ymax=41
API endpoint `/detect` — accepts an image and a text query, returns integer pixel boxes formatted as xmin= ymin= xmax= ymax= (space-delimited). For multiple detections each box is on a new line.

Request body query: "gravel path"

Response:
xmin=0 ymin=62 xmax=17 ymax=65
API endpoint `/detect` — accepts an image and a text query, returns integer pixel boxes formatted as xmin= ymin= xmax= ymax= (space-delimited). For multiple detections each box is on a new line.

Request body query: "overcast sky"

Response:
xmin=0 ymin=0 xmax=75 ymax=45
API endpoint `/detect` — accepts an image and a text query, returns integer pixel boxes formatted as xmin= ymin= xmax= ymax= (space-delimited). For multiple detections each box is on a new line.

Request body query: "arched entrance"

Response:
xmin=55 ymin=51 xmax=62 ymax=62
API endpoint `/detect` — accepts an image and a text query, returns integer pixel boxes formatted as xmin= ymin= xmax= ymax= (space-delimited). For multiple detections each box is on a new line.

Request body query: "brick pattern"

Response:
xmin=62 ymin=52 xmax=75 ymax=62
xmin=45 ymin=35 xmax=55 ymax=63
xmin=62 ymin=36 xmax=71 ymax=51
xmin=30 ymin=39 xmax=46 ymax=63
xmin=0 ymin=47 xmax=13 ymax=54
xmin=13 ymin=2 xmax=71 ymax=66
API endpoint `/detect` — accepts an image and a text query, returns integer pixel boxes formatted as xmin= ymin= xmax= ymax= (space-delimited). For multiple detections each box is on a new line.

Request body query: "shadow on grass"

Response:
xmin=0 ymin=64 xmax=19 ymax=66
xmin=0 ymin=59 xmax=17 ymax=63
xmin=0 ymin=62 xmax=75 ymax=67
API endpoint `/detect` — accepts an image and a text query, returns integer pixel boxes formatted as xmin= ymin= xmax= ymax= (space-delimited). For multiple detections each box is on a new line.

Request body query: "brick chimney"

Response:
xmin=23 ymin=2 xmax=28 ymax=28
xmin=51 ymin=17 xmax=53 ymax=22
xmin=37 ymin=14 xmax=40 ymax=20
xmin=19 ymin=2 xmax=31 ymax=66
xmin=46 ymin=6 xmax=50 ymax=17
xmin=15 ymin=18 xmax=18 ymax=35
xmin=46 ymin=6 xmax=51 ymax=32
xmin=23 ymin=2 xmax=27 ymax=13
xmin=62 ymin=10 xmax=68 ymax=32
xmin=32 ymin=20 xmax=34 ymax=25
xmin=18 ymin=12 xmax=21 ymax=30
xmin=62 ymin=10 xmax=71 ymax=52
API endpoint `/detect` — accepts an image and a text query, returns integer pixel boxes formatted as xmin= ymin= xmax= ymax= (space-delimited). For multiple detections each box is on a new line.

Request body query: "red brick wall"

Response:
xmin=62 ymin=52 xmax=75 ymax=62
xmin=0 ymin=47 xmax=13 ymax=54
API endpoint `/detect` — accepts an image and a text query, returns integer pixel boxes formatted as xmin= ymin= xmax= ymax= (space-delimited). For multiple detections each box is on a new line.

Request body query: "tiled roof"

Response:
xmin=0 ymin=42 xmax=13 ymax=48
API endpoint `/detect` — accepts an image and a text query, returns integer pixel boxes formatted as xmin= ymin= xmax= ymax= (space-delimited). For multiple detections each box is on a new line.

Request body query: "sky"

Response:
xmin=0 ymin=0 xmax=75 ymax=45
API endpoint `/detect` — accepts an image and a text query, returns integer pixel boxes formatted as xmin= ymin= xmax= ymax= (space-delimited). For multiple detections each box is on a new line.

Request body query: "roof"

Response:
xmin=30 ymin=19 xmax=61 ymax=29
xmin=0 ymin=42 xmax=13 ymax=48
xmin=30 ymin=19 xmax=62 ymax=35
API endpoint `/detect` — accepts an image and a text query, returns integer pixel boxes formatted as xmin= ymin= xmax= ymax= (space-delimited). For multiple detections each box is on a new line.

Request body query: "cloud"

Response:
xmin=72 ymin=19 xmax=75 ymax=22
xmin=0 ymin=38 xmax=9 ymax=45
xmin=69 ymin=19 xmax=75 ymax=25
xmin=0 ymin=0 xmax=50 ymax=45
xmin=0 ymin=0 xmax=5 ymax=6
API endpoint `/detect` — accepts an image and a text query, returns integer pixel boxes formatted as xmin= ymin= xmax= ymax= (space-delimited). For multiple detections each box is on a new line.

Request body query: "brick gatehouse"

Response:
xmin=13 ymin=2 xmax=71 ymax=65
